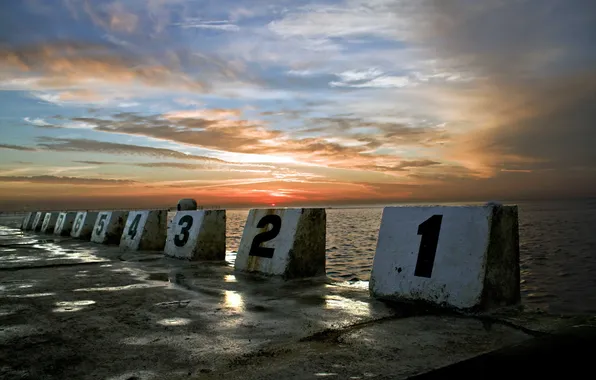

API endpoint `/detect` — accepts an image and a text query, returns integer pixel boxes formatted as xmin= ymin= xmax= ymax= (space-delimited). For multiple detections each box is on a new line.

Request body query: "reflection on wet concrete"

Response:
xmin=53 ymin=300 xmax=96 ymax=313
xmin=157 ymin=317 xmax=192 ymax=326
xmin=1 ymin=218 xmax=595 ymax=379
xmin=223 ymin=290 xmax=244 ymax=311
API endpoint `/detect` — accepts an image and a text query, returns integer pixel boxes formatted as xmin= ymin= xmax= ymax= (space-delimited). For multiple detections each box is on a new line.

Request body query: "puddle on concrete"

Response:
xmin=147 ymin=272 xmax=170 ymax=282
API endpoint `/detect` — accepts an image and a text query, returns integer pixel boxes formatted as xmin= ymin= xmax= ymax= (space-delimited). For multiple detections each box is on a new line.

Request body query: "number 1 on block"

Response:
xmin=370 ymin=205 xmax=521 ymax=310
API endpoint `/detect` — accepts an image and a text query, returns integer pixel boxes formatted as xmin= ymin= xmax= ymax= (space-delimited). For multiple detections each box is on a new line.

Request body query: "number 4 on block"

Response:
xmin=164 ymin=210 xmax=226 ymax=261
xmin=119 ymin=210 xmax=167 ymax=251
xmin=369 ymin=205 xmax=520 ymax=311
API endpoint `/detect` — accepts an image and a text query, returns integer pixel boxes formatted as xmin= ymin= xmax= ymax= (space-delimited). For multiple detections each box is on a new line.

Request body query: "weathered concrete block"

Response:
xmin=32 ymin=212 xmax=46 ymax=232
xmin=164 ymin=210 xmax=226 ymax=261
xmin=177 ymin=198 xmax=197 ymax=211
xmin=91 ymin=211 xmax=128 ymax=245
xmin=71 ymin=211 xmax=99 ymax=240
xmin=21 ymin=212 xmax=34 ymax=230
xmin=369 ymin=205 xmax=520 ymax=311
xmin=40 ymin=212 xmax=59 ymax=233
xmin=53 ymin=212 xmax=77 ymax=236
xmin=119 ymin=210 xmax=167 ymax=251
xmin=234 ymin=208 xmax=326 ymax=279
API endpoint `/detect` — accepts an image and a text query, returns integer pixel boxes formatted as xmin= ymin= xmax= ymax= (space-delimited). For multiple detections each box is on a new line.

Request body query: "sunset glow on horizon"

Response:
xmin=1 ymin=0 xmax=594 ymax=211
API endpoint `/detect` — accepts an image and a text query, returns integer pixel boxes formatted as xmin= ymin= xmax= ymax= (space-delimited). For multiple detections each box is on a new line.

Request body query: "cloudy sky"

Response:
xmin=0 ymin=0 xmax=594 ymax=210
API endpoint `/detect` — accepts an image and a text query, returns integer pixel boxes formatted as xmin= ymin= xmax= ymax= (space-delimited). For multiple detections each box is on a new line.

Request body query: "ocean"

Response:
xmin=208 ymin=199 xmax=596 ymax=315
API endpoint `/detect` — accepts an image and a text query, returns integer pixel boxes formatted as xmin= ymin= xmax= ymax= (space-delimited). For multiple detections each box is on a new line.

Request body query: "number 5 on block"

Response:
xmin=369 ymin=205 xmax=520 ymax=311
xmin=164 ymin=210 xmax=226 ymax=261
xmin=234 ymin=208 xmax=326 ymax=279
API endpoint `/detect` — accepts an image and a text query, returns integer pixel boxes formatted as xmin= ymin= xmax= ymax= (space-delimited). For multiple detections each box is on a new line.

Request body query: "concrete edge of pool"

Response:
xmin=1 ymin=214 xmax=595 ymax=379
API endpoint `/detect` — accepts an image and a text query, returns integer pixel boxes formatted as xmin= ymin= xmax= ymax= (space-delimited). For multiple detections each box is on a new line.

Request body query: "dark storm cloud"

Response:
xmin=418 ymin=0 xmax=596 ymax=174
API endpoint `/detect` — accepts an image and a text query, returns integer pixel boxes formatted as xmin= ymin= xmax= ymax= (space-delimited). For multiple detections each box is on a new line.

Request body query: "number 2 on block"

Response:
xmin=249 ymin=214 xmax=282 ymax=258
xmin=414 ymin=214 xmax=443 ymax=278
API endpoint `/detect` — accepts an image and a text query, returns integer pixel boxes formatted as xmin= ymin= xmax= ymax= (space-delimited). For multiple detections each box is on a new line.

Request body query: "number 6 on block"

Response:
xmin=369 ymin=205 xmax=520 ymax=311
xmin=164 ymin=210 xmax=226 ymax=261
xmin=234 ymin=208 xmax=326 ymax=279
xmin=119 ymin=210 xmax=167 ymax=251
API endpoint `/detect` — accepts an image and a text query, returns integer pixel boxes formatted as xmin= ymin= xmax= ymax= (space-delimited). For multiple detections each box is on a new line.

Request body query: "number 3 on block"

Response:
xmin=164 ymin=210 xmax=226 ymax=261
xmin=370 ymin=205 xmax=521 ymax=310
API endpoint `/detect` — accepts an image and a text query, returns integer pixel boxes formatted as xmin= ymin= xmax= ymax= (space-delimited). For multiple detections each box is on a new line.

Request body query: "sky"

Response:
xmin=0 ymin=0 xmax=595 ymax=210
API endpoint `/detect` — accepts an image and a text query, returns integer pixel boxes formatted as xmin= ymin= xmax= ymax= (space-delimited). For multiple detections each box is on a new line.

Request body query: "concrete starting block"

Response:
xmin=71 ymin=212 xmax=99 ymax=240
xmin=369 ymin=204 xmax=520 ymax=311
xmin=53 ymin=212 xmax=76 ymax=236
xmin=40 ymin=212 xmax=59 ymax=233
xmin=234 ymin=208 xmax=326 ymax=279
xmin=53 ymin=212 xmax=77 ymax=236
xmin=164 ymin=210 xmax=226 ymax=261
xmin=91 ymin=211 xmax=128 ymax=245
xmin=31 ymin=212 xmax=46 ymax=232
xmin=119 ymin=210 xmax=167 ymax=251
xmin=21 ymin=212 xmax=34 ymax=230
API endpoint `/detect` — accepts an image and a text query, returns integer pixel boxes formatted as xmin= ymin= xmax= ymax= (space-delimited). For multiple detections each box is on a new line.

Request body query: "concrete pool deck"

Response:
xmin=1 ymin=214 xmax=595 ymax=379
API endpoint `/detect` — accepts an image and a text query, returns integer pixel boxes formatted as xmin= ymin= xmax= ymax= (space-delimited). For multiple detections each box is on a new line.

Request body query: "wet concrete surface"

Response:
xmin=1 ymin=214 xmax=595 ymax=379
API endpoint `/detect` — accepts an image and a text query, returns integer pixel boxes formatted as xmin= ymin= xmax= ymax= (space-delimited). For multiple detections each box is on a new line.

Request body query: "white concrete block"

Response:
xmin=234 ymin=208 xmax=326 ymax=279
xmin=31 ymin=212 xmax=46 ymax=232
xmin=119 ymin=210 xmax=167 ymax=251
xmin=71 ymin=211 xmax=99 ymax=240
xmin=177 ymin=198 xmax=197 ymax=211
xmin=164 ymin=210 xmax=226 ymax=261
xmin=369 ymin=205 xmax=520 ymax=311
xmin=53 ymin=212 xmax=77 ymax=236
xmin=41 ymin=212 xmax=59 ymax=233
xmin=21 ymin=212 xmax=34 ymax=230
xmin=91 ymin=211 xmax=129 ymax=244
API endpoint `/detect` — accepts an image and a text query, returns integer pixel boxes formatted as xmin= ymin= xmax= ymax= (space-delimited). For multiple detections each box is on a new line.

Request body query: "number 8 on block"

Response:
xmin=369 ymin=205 xmax=520 ymax=310
xmin=234 ymin=208 xmax=326 ymax=279
xmin=164 ymin=210 xmax=226 ymax=261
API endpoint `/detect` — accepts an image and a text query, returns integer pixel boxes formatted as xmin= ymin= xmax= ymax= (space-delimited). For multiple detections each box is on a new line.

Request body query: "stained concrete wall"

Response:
xmin=370 ymin=204 xmax=520 ymax=311
xmin=91 ymin=211 xmax=128 ymax=245
xmin=165 ymin=210 xmax=226 ymax=261
xmin=21 ymin=212 xmax=34 ymax=230
xmin=40 ymin=213 xmax=59 ymax=233
xmin=119 ymin=210 xmax=167 ymax=251
xmin=71 ymin=212 xmax=99 ymax=240
xmin=32 ymin=212 xmax=46 ymax=232
xmin=234 ymin=208 xmax=326 ymax=279
xmin=54 ymin=212 xmax=77 ymax=236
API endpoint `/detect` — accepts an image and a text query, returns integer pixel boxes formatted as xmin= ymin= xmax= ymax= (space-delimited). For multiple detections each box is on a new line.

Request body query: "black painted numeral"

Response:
xmin=74 ymin=215 xmax=84 ymax=233
xmin=174 ymin=215 xmax=194 ymax=247
xmin=96 ymin=214 xmax=108 ymax=235
xmin=249 ymin=214 xmax=282 ymax=258
xmin=128 ymin=214 xmax=142 ymax=239
xmin=56 ymin=215 xmax=63 ymax=229
xmin=414 ymin=214 xmax=443 ymax=278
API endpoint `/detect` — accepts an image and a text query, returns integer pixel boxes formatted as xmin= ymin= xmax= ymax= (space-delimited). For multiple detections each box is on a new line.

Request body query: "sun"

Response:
xmin=271 ymin=203 xmax=276 ymax=207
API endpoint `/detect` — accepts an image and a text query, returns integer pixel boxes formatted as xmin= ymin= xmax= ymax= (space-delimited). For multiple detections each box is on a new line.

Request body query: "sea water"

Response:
xmin=173 ymin=199 xmax=596 ymax=315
